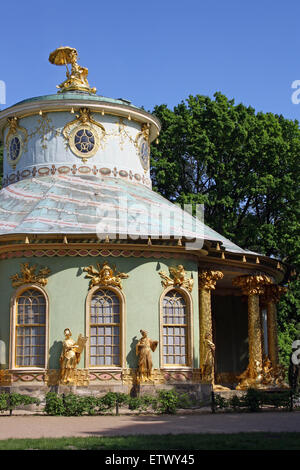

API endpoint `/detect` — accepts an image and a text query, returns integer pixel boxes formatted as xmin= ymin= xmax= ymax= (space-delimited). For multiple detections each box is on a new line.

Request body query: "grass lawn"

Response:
xmin=0 ymin=433 xmax=300 ymax=450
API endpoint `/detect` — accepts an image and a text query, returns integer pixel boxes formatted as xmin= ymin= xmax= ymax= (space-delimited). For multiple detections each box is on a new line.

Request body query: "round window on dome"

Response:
xmin=138 ymin=137 xmax=150 ymax=170
xmin=6 ymin=134 xmax=23 ymax=168
xmin=69 ymin=125 xmax=100 ymax=159
xmin=9 ymin=137 xmax=21 ymax=160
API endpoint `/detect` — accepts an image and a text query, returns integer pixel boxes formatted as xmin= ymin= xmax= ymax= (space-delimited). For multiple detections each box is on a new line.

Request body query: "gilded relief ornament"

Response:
xmin=11 ymin=263 xmax=51 ymax=288
xmin=62 ymin=108 xmax=105 ymax=161
xmin=49 ymin=46 xmax=96 ymax=94
xmin=59 ymin=328 xmax=88 ymax=385
xmin=5 ymin=117 xmax=28 ymax=169
xmin=84 ymin=261 xmax=129 ymax=289
xmin=28 ymin=113 xmax=60 ymax=150
xmin=159 ymin=265 xmax=194 ymax=292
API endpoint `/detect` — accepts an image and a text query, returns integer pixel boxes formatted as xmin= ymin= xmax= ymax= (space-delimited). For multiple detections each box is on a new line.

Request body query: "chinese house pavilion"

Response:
xmin=0 ymin=47 xmax=288 ymax=400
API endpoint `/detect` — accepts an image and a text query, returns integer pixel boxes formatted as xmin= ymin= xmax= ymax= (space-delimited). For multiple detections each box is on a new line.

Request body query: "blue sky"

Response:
xmin=1 ymin=0 xmax=300 ymax=121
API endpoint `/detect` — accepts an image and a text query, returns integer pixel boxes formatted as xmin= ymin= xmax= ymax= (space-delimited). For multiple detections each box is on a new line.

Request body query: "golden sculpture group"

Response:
xmin=84 ymin=261 xmax=129 ymax=289
xmin=11 ymin=262 xmax=51 ymax=288
xmin=159 ymin=265 xmax=194 ymax=292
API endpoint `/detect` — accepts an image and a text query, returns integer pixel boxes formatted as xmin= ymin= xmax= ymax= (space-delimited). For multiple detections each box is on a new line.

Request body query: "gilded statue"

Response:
xmin=60 ymin=328 xmax=87 ymax=385
xmin=49 ymin=46 xmax=96 ymax=94
xmin=201 ymin=333 xmax=216 ymax=383
xmin=159 ymin=265 xmax=194 ymax=292
xmin=136 ymin=330 xmax=158 ymax=382
xmin=84 ymin=261 xmax=129 ymax=289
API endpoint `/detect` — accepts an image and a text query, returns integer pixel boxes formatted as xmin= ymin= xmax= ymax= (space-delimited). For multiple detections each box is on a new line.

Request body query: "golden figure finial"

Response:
xmin=49 ymin=46 xmax=96 ymax=94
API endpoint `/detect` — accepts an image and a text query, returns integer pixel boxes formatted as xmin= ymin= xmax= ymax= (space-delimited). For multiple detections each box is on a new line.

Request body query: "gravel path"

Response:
xmin=0 ymin=411 xmax=300 ymax=439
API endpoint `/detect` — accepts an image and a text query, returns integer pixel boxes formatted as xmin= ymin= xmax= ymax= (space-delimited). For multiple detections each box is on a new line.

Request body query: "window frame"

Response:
xmin=10 ymin=284 xmax=49 ymax=371
xmin=159 ymin=286 xmax=193 ymax=369
xmin=85 ymin=285 xmax=126 ymax=370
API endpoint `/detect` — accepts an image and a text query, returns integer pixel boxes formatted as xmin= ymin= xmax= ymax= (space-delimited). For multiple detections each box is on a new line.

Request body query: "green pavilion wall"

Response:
xmin=0 ymin=255 xmax=199 ymax=372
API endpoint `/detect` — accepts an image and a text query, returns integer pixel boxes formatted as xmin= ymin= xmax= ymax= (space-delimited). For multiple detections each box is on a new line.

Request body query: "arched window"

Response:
xmin=14 ymin=288 xmax=47 ymax=368
xmin=162 ymin=289 xmax=191 ymax=366
xmin=88 ymin=289 xmax=122 ymax=367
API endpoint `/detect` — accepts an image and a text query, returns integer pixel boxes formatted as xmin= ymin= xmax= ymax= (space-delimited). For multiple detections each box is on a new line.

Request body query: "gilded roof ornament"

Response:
xmin=49 ymin=46 xmax=96 ymax=94
xmin=11 ymin=262 xmax=51 ymax=288
xmin=159 ymin=265 xmax=194 ymax=292
xmin=84 ymin=261 xmax=129 ymax=289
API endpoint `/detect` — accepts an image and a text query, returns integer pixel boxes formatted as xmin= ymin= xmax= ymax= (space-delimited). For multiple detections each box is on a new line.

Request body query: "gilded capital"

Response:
xmin=198 ymin=270 xmax=223 ymax=290
xmin=261 ymin=284 xmax=288 ymax=304
xmin=232 ymin=274 xmax=273 ymax=296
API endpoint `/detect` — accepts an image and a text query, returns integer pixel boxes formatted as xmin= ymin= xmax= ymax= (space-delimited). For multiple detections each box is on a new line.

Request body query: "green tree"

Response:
xmin=151 ymin=93 xmax=300 ymax=368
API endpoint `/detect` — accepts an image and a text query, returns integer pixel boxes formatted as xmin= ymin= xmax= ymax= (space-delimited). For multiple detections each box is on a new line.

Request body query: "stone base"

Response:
xmin=0 ymin=381 xmax=212 ymax=408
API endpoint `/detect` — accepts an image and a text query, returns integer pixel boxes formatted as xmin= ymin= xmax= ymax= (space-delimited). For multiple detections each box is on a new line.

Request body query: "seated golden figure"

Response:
xmin=136 ymin=330 xmax=158 ymax=382
xmin=49 ymin=46 xmax=96 ymax=94
xmin=60 ymin=328 xmax=87 ymax=385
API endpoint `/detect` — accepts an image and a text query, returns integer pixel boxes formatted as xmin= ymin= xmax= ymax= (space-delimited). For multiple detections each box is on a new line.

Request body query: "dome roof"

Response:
xmin=0 ymin=172 xmax=255 ymax=255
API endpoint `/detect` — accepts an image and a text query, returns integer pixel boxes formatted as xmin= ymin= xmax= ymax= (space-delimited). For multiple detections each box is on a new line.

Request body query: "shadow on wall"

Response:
xmin=127 ymin=336 xmax=138 ymax=368
xmin=49 ymin=340 xmax=63 ymax=369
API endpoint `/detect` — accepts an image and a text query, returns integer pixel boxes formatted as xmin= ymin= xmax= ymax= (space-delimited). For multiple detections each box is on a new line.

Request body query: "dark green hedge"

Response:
xmin=212 ymin=388 xmax=295 ymax=413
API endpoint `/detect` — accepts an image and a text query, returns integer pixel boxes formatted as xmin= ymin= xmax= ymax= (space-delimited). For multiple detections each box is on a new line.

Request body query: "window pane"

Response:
xmin=89 ymin=289 xmax=121 ymax=367
xmin=162 ymin=290 xmax=188 ymax=366
xmin=15 ymin=289 xmax=46 ymax=367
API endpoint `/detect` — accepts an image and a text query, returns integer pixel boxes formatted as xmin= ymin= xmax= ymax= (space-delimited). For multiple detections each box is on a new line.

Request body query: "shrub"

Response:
xmin=44 ymin=392 xmax=65 ymax=416
xmin=243 ymin=389 xmax=262 ymax=412
xmin=0 ymin=392 xmax=40 ymax=415
xmin=156 ymin=389 xmax=179 ymax=414
xmin=128 ymin=394 xmax=158 ymax=412
xmin=100 ymin=392 xmax=130 ymax=415
xmin=43 ymin=389 xmax=195 ymax=416
xmin=213 ymin=389 xmax=294 ymax=413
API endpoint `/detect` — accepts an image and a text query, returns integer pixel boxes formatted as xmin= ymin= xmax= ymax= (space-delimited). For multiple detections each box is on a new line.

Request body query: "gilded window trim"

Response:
xmin=85 ymin=285 xmax=126 ymax=370
xmin=9 ymin=284 xmax=49 ymax=371
xmin=159 ymin=286 xmax=194 ymax=369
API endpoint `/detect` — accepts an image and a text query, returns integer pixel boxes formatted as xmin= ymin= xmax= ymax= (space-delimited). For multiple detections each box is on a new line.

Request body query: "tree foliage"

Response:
xmin=151 ymin=93 xmax=300 ymax=366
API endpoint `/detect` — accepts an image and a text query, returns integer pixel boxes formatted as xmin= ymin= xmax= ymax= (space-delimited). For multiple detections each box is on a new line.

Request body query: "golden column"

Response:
xmin=233 ymin=274 xmax=273 ymax=389
xmin=261 ymin=285 xmax=287 ymax=369
xmin=198 ymin=270 xmax=223 ymax=383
